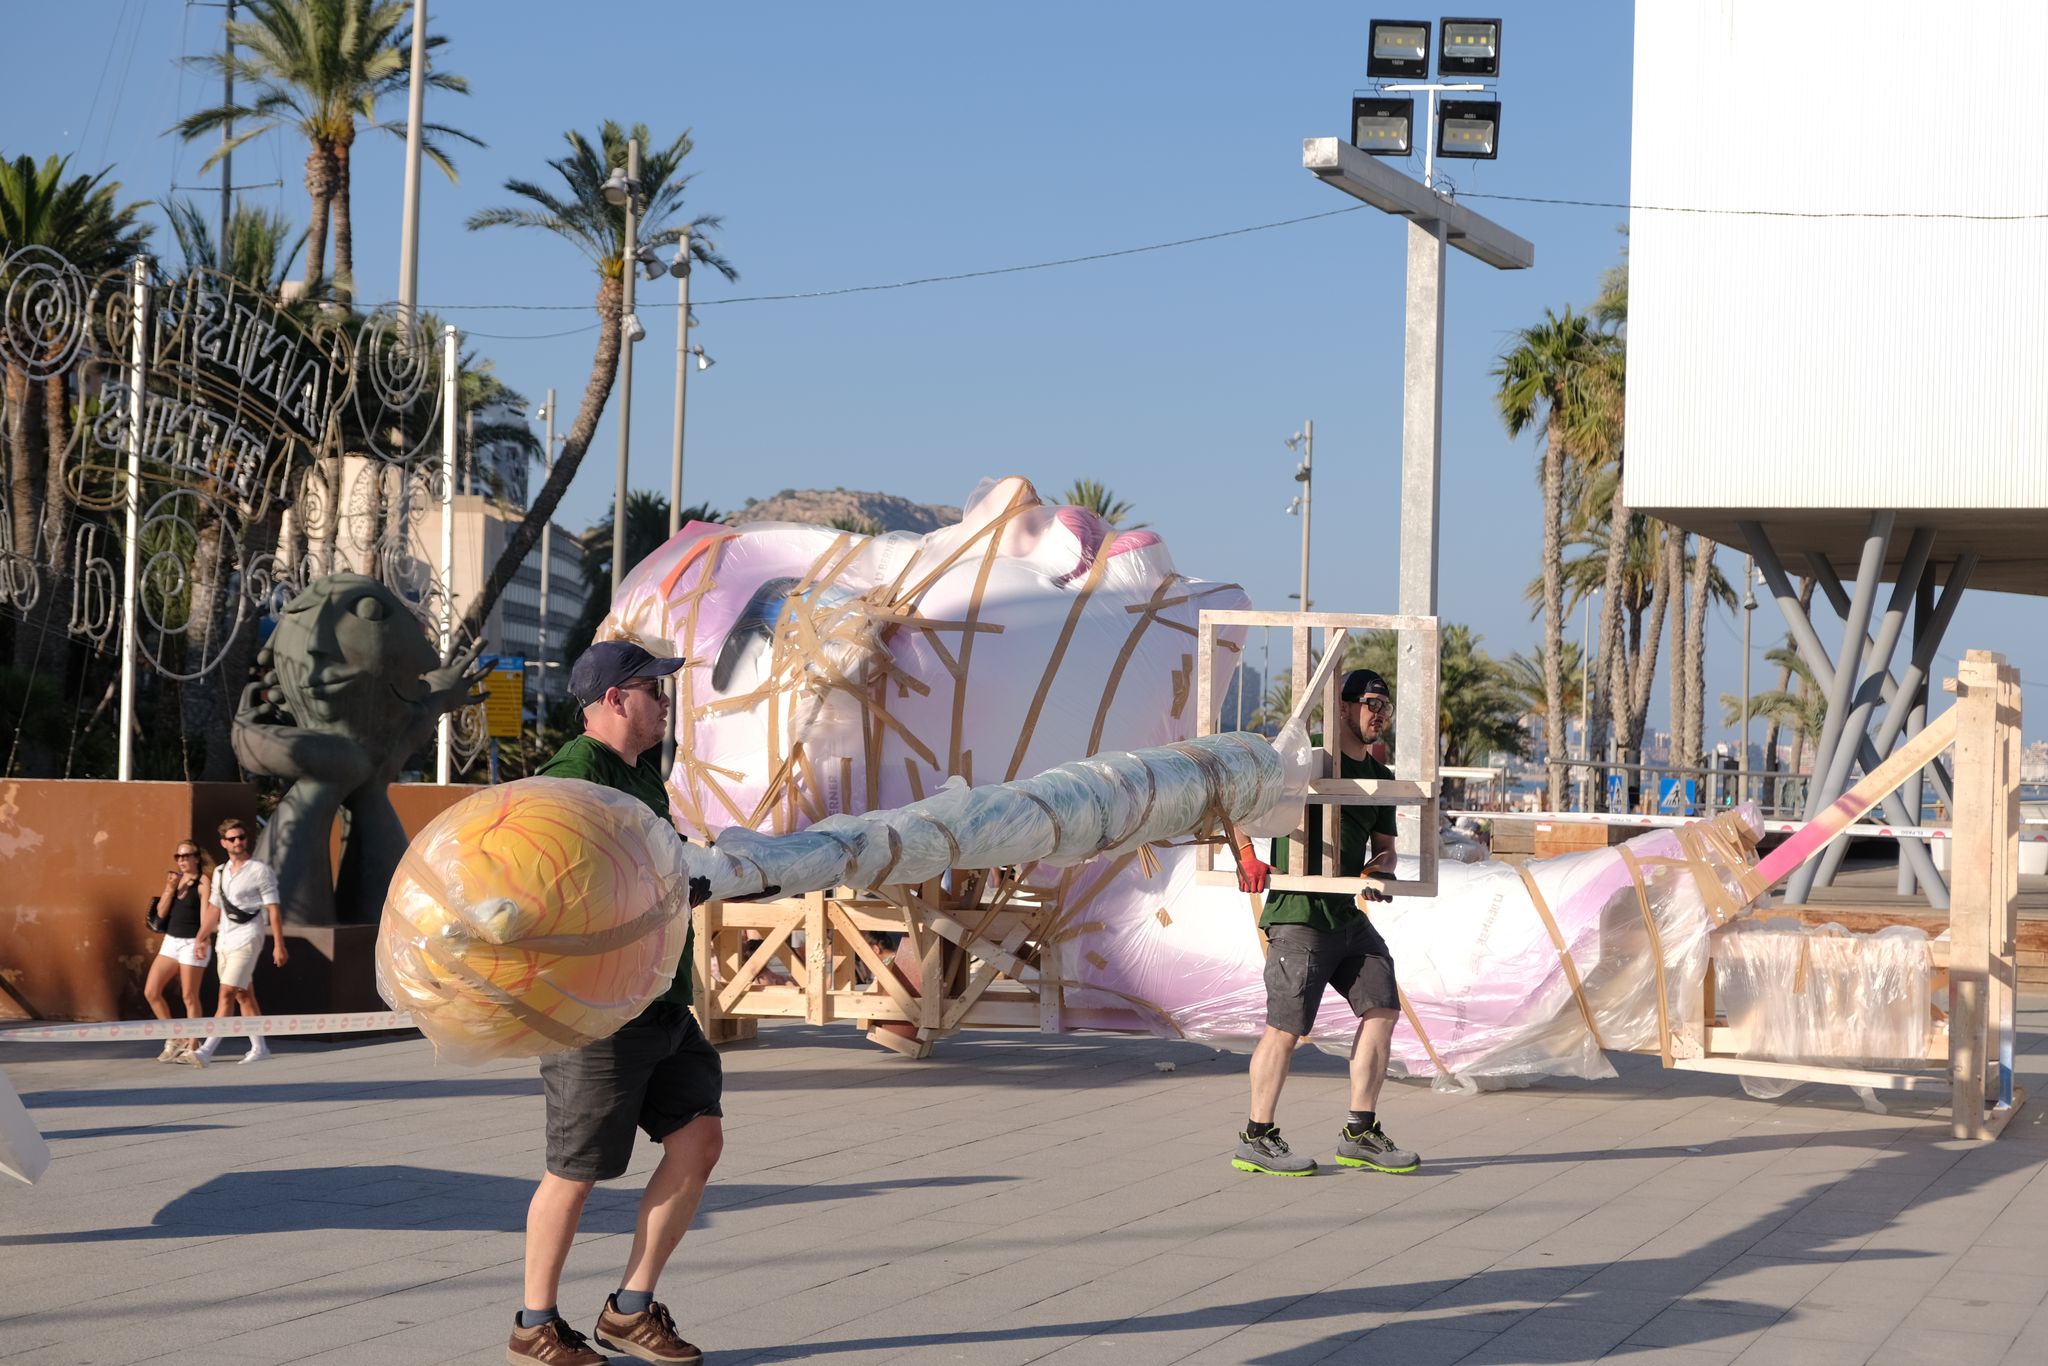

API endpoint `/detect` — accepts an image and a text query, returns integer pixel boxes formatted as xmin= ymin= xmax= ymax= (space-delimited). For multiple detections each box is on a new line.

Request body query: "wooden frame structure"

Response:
xmin=689 ymin=865 xmax=1155 ymax=1058
xmin=1659 ymin=650 xmax=2025 ymax=1139
xmin=1193 ymin=609 xmax=1442 ymax=898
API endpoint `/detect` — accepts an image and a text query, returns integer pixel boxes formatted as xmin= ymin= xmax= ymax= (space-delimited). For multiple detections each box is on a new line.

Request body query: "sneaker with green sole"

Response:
xmin=1231 ymin=1127 xmax=1317 ymax=1176
xmin=1334 ymin=1121 xmax=1420 ymax=1173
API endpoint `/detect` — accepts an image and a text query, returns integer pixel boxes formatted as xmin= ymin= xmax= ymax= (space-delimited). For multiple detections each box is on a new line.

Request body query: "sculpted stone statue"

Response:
xmin=233 ymin=574 xmax=484 ymax=924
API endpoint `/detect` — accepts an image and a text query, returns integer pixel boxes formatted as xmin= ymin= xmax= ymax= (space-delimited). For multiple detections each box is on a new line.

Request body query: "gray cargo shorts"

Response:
xmin=539 ymin=1001 xmax=723 ymax=1181
xmin=1263 ymin=917 xmax=1398 ymax=1036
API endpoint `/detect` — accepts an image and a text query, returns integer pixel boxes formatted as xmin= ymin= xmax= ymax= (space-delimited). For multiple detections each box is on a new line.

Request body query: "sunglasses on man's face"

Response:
xmin=1352 ymin=695 xmax=1393 ymax=715
xmin=223 ymin=834 xmax=248 ymax=844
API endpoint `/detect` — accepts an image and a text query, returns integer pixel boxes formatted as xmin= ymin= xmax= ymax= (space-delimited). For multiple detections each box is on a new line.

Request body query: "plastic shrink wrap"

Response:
xmin=1711 ymin=919 xmax=1935 ymax=1098
xmin=380 ymin=737 xmax=1284 ymax=1060
xmin=1052 ymin=807 xmax=1764 ymax=1087
xmin=603 ymin=475 xmax=1251 ymax=838
xmin=375 ymin=778 xmax=694 ymax=1063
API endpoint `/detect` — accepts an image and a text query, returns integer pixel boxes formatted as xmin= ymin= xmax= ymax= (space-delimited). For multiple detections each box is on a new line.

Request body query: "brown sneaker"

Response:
xmin=593 ymin=1296 xmax=702 ymax=1364
xmin=505 ymin=1314 xmax=605 ymax=1365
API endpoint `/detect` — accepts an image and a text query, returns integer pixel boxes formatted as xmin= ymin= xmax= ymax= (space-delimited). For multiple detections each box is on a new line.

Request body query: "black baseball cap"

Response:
xmin=569 ymin=640 xmax=686 ymax=705
xmin=1341 ymin=668 xmax=1392 ymax=702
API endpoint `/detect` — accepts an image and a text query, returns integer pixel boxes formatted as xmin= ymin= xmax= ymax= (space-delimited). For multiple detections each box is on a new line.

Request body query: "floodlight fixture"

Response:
xmin=601 ymin=166 xmax=635 ymax=206
xmin=692 ymin=344 xmax=714 ymax=372
xmin=1350 ymin=96 xmax=1415 ymax=156
xmin=621 ymin=312 xmax=647 ymax=344
xmin=1366 ymin=19 xmax=1431 ymax=79
xmin=669 ymin=246 xmax=692 ymax=278
xmin=636 ymin=245 xmax=668 ymax=281
xmin=1436 ymin=98 xmax=1500 ymax=160
xmin=1437 ymin=18 xmax=1499 ymax=77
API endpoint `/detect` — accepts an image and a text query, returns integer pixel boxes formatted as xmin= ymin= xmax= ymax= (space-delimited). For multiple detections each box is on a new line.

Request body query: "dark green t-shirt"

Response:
xmin=538 ymin=734 xmax=693 ymax=1007
xmin=1258 ymin=748 xmax=1398 ymax=931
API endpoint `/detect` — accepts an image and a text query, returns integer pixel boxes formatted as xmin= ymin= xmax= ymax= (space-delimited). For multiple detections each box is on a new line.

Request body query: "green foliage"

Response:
xmin=164 ymin=198 xmax=305 ymax=290
xmin=467 ymin=120 xmax=737 ymax=285
xmin=0 ymin=153 xmax=152 ymax=265
xmin=828 ymin=514 xmax=883 ymax=537
xmin=1061 ymin=479 xmax=1145 ymax=529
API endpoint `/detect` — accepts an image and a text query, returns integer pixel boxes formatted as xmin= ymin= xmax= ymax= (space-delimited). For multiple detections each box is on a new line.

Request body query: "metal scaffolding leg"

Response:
xmin=1738 ymin=517 xmax=1952 ymax=906
xmin=1900 ymin=574 xmax=1936 ymax=895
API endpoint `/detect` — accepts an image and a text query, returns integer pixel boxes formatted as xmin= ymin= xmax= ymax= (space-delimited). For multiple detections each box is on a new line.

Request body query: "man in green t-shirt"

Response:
xmin=1228 ymin=669 xmax=1422 ymax=1179
xmin=511 ymin=641 xmax=717 ymax=1366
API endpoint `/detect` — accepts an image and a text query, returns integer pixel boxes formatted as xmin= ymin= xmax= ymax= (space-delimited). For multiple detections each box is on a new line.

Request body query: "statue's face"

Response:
xmin=270 ymin=575 xmax=439 ymax=742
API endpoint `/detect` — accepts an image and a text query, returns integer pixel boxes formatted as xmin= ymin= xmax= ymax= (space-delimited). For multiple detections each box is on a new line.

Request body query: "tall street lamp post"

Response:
xmin=1286 ymin=421 xmax=1313 ymax=617
xmin=605 ymin=138 xmax=644 ymax=601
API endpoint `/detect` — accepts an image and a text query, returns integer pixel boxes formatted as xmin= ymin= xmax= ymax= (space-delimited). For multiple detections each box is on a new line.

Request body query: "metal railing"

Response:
xmin=1538 ymin=757 xmax=1824 ymax=821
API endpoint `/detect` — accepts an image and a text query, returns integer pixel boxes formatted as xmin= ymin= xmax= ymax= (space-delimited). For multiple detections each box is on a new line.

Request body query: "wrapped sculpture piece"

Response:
xmin=379 ymin=734 xmax=1283 ymax=1061
xmin=376 ymin=779 xmax=694 ymax=1062
xmin=603 ymin=475 xmax=1252 ymax=837
xmin=1046 ymin=807 xmax=1766 ymax=1086
xmin=1712 ymin=919 xmax=1936 ymax=1085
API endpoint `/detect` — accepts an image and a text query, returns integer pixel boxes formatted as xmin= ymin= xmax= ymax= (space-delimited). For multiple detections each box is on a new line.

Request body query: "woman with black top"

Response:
xmin=143 ymin=839 xmax=217 ymax=1066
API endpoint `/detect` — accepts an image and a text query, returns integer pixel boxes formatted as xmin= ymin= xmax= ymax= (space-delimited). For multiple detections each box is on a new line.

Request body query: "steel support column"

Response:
xmin=1739 ymin=517 xmax=1950 ymax=904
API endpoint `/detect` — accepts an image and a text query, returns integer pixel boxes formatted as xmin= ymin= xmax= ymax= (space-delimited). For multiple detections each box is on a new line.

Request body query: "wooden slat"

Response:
xmin=1306 ymin=777 xmax=1436 ymax=805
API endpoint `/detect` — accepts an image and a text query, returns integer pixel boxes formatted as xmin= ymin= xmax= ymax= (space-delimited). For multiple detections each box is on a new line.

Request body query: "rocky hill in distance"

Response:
xmin=728 ymin=487 xmax=963 ymax=534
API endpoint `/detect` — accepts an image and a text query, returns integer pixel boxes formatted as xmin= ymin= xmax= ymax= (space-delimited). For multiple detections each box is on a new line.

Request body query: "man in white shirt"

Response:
xmin=196 ymin=817 xmax=287 ymax=1065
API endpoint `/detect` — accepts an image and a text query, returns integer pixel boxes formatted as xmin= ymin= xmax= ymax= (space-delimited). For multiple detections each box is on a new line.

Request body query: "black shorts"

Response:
xmin=539 ymin=1001 xmax=723 ymax=1181
xmin=1263 ymin=918 xmax=1398 ymax=1036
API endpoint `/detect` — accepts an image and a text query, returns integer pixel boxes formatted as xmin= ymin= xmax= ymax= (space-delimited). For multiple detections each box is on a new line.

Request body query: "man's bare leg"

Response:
xmin=524 ymin=1173 xmax=595 ymax=1313
xmin=1247 ymin=1025 xmax=1302 ymax=1124
xmin=1348 ymin=1009 xmax=1397 ymax=1112
xmin=619 ymin=1115 xmax=723 ymax=1294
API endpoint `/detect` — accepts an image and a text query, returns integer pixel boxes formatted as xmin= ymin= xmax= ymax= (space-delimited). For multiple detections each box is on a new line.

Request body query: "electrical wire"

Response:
xmin=1456 ymin=190 xmax=2048 ymax=222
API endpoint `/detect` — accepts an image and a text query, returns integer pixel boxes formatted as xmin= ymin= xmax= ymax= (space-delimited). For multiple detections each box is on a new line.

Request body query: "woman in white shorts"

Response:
xmin=143 ymin=840 xmax=217 ymax=1065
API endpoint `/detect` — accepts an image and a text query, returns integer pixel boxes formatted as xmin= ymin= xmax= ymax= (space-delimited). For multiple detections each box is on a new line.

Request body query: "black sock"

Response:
xmin=518 ymin=1307 xmax=560 ymax=1329
xmin=1245 ymin=1119 xmax=1276 ymax=1139
xmin=1348 ymin=1110 xmax=1376 ymax=1133
xmin=613 ymin=1288 xmax=653 ymax=1315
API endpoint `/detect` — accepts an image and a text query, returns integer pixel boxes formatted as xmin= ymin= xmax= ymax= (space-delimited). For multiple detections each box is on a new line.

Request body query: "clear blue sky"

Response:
xmin=8 ymin=0 xmax=2042 ymax=749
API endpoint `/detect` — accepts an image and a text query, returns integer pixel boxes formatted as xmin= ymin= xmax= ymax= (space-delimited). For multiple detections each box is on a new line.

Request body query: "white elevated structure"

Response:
xmin=1625 ymin=0 xmax=2048 ymax=905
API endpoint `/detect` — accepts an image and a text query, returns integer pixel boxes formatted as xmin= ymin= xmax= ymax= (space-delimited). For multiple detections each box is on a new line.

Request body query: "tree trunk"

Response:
xmin=330 ymin=138 xmax=354 ymax=307
xmin=1666 ymin=529 xmax=1688 ymax=768
xmin=1590 ymin=466 xmax=1629 ymax=807
xmin=301 ymin=144 xmax=335 ymax=296
xmin=1684 ymin=534 xmax=1716 ymax=767
xmin=1625 ymin=531 xmax=1673 ymax=786
xmin=458 ymin=276 xmax=626 ymax=650
xmin=6 ymin=363 xmax=48 ymax=670
xmin=1539 ymin=413 xmax=1568 ymax=810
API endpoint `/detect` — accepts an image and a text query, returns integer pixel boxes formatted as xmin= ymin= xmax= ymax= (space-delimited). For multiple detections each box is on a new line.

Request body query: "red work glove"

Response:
xmin=1234 ymin=843 xmax=1270 ymax=894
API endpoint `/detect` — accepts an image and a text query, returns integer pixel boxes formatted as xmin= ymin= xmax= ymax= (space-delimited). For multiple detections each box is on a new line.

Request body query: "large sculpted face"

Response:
xmin=268 ymin=574 xmax=440 ymax=744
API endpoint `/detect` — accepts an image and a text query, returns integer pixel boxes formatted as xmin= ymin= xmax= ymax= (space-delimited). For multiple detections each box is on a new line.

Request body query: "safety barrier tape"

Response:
xmin=2 ymin=1012 xmax=414 ymax=1044
xmin=1447 ymin=810 xmax=2048 ymax=842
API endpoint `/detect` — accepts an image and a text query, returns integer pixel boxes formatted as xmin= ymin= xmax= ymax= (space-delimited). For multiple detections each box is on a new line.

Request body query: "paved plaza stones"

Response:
xmin=5 ymin=1003 xmax=2048 ymax=1366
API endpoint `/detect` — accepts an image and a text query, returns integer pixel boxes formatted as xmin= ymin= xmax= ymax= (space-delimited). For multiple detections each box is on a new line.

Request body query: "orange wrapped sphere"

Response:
xmin=376 ymin=777 xmax=692 ymax=1062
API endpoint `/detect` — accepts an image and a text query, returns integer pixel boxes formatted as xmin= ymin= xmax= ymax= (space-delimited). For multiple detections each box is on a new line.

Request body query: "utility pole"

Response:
xmin=219 ymin=0 xmax=235 ymax=255
xmin=1741 ymin=552 xmax=1756 ymax=806
xmin=117 ymin=257 xmax=151 ymax=782
xmin=436 ymin=323 xmax=458 ymax=783
xmin=668 ymin=226 xmax=692 ymax=539
xmin=395 ymin=0 xmax=428 ymax=327
xmin=1287 ymin=421 xmax=1312 ymax=612
xmin=537 ymin=388 xmax=555 ymax=744
xmin=1579 ymin=592 xmax=1593 ymax=810
xmin=610 ymin=137 xmax=642 ymax=600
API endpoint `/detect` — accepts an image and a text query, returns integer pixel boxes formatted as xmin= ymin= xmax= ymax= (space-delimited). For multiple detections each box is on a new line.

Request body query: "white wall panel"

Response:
xmin=1626 ymin=0 xmax=2048 ymax=514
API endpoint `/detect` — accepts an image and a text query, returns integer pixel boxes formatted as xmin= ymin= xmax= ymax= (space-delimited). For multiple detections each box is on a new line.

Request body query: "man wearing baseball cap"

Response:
xmin=510 ymin=639 xmax=716 ymax=1366
xmin=1227 ymin=667 xmax=1421 ymax=1178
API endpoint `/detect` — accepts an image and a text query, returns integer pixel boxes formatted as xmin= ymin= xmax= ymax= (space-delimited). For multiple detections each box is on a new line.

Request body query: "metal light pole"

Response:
xmin=669 ymin=226 xmax=693 ymax=538
xmin=1302 ymin=135 xmax=1532 ymax=856
xmin=435 ymin=323 xmax=458 ymax=783
xmin=536 ymin=388 xmax=556 ymax=742
xmin=116 ymin=256 xmax=151 ymax=782
xmin=609 ymin=137 xmax=642 ymax=601
xmin=219 ymin=0 xmax=235 ymax=253
xmin=1741 ymin=552 xmax=1756 ymax=805
xmin=1287 ymin=421 xmax=1313 ymax=614
xmin=395 ymin=0 xmax=428 ymax=323
xmin=1578 ymin=591 xmax=1594 ymax=810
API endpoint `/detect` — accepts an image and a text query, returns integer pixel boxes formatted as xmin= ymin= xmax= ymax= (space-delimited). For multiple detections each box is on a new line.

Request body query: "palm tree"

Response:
xmin=1722 ymin=642 xmax=1823 ymax=808
xmin=827 ymin=514 xmax=883 ymax=537
xmin=1342 ymin=626 xmax=1530 ymax=773
xmin=0 ymin=153 xmax=152 ymax=670
xmin=462 ymin=120 xmax=736 ymax=651
xmin=1500 ymin=642 xmax=1585 ymax=753
xmin=165 ymin=198 xmax=305 ymax=291
xmin=172 ymin=0 xmax=478 ymax=304
xmin=565 ymin=493 xmax=722 ymax=663
xmin=1062 ymin=479 xmax=1145 ymax=529
xmin=1494 ymin=306 xmax=1602 ymax=809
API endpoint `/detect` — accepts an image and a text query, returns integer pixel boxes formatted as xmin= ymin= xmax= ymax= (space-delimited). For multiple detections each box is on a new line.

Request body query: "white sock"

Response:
xmin=195 ymin=1036 xmax=220 ymax=1059
xmin=245 ymin=1036 xmax=271 ymax=1058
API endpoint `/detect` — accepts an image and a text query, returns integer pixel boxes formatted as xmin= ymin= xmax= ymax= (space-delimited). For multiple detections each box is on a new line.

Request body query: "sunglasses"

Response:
xmin=176 ymin=851 xmax=200 ymax=859
xmin=1351 ymin=695 xmax=1393 ymax=715
xmin=222 ymin=834 xmax=249 ymax=844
